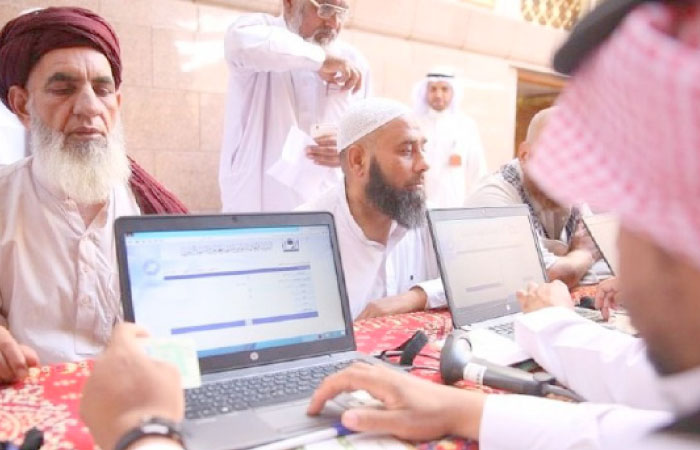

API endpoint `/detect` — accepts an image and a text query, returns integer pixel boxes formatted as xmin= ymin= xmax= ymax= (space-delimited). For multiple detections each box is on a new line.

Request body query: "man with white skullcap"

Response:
xmin=297 ymin=97 xmax=445 ymax=320
xmin=412 ymin=67 xmax=487 ymax=207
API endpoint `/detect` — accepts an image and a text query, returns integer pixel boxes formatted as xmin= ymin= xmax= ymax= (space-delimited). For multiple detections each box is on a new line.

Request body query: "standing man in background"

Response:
xmin=219 ymin=0 xmax=371 ymax=212
xmin=412 ymin=67 xmax=487 ymax=207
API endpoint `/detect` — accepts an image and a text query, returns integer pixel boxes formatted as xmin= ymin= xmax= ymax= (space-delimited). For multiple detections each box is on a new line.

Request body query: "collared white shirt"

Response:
xmin=418 ymin=109 xmax=487 ymax=208
xmin=0 ymin=157 xmax=141 ymax=364
xmin=466 ymin=160 xmax=612 ymax=284
xmin=478 ymin=307 xmax=700 ymax=449
xmin=219 ymin=13 xmax=371 ymax=213
xmin=297 ymin=184 xmax=444 ymax=318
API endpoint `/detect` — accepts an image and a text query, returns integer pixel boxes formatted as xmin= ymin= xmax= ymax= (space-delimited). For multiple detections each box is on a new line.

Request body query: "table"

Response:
xmin=0 ymin=287 xmax=597 ymax=449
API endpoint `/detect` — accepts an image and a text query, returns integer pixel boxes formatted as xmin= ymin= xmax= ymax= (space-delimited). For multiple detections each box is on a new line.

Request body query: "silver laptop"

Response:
xmin=582 ymin=214 xmax=620 ymax=275
xmin=115 ymin=213 xmax=380 ymax=449
xmin=427 ymin=206 xmax=602 ymax=366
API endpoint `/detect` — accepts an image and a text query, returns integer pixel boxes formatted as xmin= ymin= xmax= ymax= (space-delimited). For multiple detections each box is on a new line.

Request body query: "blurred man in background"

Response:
xmin=412 ymin=67 xmax=486 ymax=207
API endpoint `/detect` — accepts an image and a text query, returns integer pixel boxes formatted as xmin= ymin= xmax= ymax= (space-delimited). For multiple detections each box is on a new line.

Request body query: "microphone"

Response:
xmin=439 ymin=330 xmax=584 ymax=401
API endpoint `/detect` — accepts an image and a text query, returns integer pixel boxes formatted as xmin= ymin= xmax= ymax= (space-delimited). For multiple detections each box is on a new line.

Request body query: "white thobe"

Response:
xmin=466 ymin=160 xmax=612 ymax=284
xmin=478 ymin=307 xmax=700 ymax=449
xmin=0 ymin=104 xmax=26 ymax=165
xmin=0 ymin=157 xmax=141 ymax=364
xmin=297 ymin=184 xmax=445 ymax=318
xmin=419 ymin=110 xmax=486 ymax=208
xmin=219 ymin=13 xmax=371 ymax=213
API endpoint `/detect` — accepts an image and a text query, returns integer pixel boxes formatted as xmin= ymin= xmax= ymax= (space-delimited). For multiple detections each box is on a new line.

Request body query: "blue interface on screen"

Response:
xmin=124 ymin=225 xmax=347 ymax=358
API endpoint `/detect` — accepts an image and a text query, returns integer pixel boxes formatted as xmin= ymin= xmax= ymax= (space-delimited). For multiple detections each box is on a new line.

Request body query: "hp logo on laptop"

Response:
xmin=249 ymin=352 xmax=259 ymax=361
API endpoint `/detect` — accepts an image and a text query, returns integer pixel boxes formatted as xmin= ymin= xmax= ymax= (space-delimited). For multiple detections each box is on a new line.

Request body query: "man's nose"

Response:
xmin=72 ymin=86 xmax=102 ymax=118
xmin=415 ymin=150 xmax=430 ymax=173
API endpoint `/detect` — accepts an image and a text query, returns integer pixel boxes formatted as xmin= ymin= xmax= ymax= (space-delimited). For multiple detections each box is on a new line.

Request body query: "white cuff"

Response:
xmin=414 ymin=278 xmax=446 ymax=309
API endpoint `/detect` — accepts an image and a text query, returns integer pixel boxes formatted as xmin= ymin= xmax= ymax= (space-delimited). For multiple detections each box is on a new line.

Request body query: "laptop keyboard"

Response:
xmin=487 ymin=307 xmax=605 ymax=340
xmin=487 ymin=322 xmax=515 ymax=339
xmin=185 ymin=360 xmax=356 ymax=420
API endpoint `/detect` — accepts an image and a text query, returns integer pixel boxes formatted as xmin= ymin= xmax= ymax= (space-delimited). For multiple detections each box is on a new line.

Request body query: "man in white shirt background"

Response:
xmin=412 ymin=67 xmax=487 ymax=208
xmin=467 ymin=107 xmax=612 ymax=288
xmin=298 ymin=98 xmax=444 ymax=320
xmin=218 ymin=0 xmax=371 ymax=213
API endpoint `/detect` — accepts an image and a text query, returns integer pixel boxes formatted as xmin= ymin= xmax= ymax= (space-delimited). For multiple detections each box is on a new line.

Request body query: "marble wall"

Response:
xmin=0 ymin=0 xmax=568 ymax=211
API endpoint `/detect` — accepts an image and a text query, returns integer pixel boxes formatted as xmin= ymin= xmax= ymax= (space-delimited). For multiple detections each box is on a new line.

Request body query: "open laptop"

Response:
xmin=427 ymin=206 xmax=603 ymax=366
xmin=582 ymin=214 xmax=620 ymax=275
xmin=115 ymin=213 xmax=380 ymax=450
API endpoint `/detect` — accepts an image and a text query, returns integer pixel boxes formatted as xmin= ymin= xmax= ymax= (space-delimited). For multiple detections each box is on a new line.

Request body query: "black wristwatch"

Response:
xmin=114 ymin=416 xmax=184 ymax=450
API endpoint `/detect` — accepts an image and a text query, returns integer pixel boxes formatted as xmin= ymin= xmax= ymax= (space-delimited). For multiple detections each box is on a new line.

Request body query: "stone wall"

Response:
xmin=0 ymin=0 xmax=567 ymax=212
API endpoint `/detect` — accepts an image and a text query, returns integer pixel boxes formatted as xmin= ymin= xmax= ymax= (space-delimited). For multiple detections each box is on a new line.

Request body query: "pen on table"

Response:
xmin=253 ymin=423 xmax=353 ymax=450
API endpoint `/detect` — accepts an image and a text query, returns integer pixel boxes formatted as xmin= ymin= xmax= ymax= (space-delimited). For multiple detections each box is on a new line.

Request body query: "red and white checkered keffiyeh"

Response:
xmin=529 ymin=2 xmax=700 ymax=270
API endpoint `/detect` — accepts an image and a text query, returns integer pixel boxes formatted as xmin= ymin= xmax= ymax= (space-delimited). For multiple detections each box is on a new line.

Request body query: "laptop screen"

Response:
xmin=432 ymin=211 xmax=545 ymax=322
xmin=583 ymin=214 xmax=619 ymax=274
xmin=122 ymin=225 xmax=347 ymax=359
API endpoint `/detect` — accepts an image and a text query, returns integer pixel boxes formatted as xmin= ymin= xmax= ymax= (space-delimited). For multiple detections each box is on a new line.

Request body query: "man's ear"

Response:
xmin=346 ymin=143 xmax=369 ymax=178
xmin=116 ymin=89 xmax=122 ymax=108
xmin=517 ymin=141 xmax=530 ymax=164
xmin=7 ymin=86 xmax=31 ymax=128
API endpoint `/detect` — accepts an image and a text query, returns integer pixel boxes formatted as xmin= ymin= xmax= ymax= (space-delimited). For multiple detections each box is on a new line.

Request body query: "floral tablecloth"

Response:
xmin=0 ymin=287 xmax=598 ymax=449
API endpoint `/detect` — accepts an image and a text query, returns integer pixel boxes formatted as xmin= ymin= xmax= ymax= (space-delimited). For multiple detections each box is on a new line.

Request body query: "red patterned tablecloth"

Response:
xmin=0 ymin=287 xmax=597 ymax=449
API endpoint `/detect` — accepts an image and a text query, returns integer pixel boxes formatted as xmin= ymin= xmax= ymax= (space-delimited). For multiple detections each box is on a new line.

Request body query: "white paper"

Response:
xmin=266 ymin=126 xmax=339 ymax=202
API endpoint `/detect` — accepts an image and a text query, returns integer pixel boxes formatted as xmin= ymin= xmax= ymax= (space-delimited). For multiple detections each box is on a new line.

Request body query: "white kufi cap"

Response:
xmin=338 ymin=98 xmax=411 ymax=150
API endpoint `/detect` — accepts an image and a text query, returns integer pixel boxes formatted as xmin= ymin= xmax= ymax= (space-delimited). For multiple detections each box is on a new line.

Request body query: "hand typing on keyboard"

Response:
xmin=184 ymin=360 xmax=357 ymax=420
xmin=516 ymin=281 xmax=575 ymax=314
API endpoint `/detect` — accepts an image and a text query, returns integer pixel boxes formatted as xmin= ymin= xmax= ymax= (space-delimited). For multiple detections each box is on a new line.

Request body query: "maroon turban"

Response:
xmin=0 ymin=7 xmax=122 ymax=110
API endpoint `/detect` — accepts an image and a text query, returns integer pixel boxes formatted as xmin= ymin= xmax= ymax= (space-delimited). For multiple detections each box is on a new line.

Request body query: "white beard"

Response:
xmin=29 ymin=114 xmax=130 ymax=205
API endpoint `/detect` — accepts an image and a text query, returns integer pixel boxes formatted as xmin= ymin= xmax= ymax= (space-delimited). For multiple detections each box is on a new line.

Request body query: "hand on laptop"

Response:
xmin=595 ymin=277 xmax=620 ymax=321
xmin=0 ymin=325 xmax=39 ymax=384
xmin=571 ymin=220 xmax=602 ymax=262
xmin=81 ymin=323 xmax=184 ymax=450
xmin=308 ymin=362 xmax=486 ymax=441
xmin=516 ymin=281 xmax=575 ymax=313
xmin=356 ymin=288 xmax=428 ymax=321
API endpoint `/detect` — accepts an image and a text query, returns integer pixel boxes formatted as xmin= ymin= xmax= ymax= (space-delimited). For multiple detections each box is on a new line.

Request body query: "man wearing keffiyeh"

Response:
xmin=0 ymin=7 xmax=187 ymax=383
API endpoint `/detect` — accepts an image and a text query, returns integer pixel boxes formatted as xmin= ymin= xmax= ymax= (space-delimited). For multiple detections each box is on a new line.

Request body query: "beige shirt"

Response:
xmin=0 ymin=157 xmax=141 ymax=364
xmin=466 ymin=160 xmax=611 ymax=283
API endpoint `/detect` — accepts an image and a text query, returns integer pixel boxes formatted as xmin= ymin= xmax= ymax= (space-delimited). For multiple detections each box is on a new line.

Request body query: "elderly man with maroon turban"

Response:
xmin=0 ymin=7 xmax=187 ymax=383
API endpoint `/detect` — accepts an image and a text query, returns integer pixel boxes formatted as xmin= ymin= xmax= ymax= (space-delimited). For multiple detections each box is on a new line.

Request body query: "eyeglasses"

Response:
xmin=308 ymin=0 xmax=350 ymax=22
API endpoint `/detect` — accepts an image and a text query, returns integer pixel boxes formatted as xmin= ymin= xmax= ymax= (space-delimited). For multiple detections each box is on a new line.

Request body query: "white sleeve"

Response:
xmin=224 ymin=16 xmax=326 ymax=73
xmin=479 ymin=394 xmax=672 ymax=450
xmin=414 ymin=229 xmax=446 ymax=309
xmin=514 ymin=307 xmax=673 ymax=410
xmin=415 ymin=278 xmax=446 ymax=309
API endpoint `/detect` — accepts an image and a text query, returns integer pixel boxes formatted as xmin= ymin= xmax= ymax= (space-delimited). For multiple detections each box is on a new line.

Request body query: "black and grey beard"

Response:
xmin=365 ymin=159 xmax=426 ymax=229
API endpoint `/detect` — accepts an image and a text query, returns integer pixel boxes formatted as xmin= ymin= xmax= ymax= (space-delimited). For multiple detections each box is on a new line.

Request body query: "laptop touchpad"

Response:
xmin=257 ymin=399 xmax=343 ymax=433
